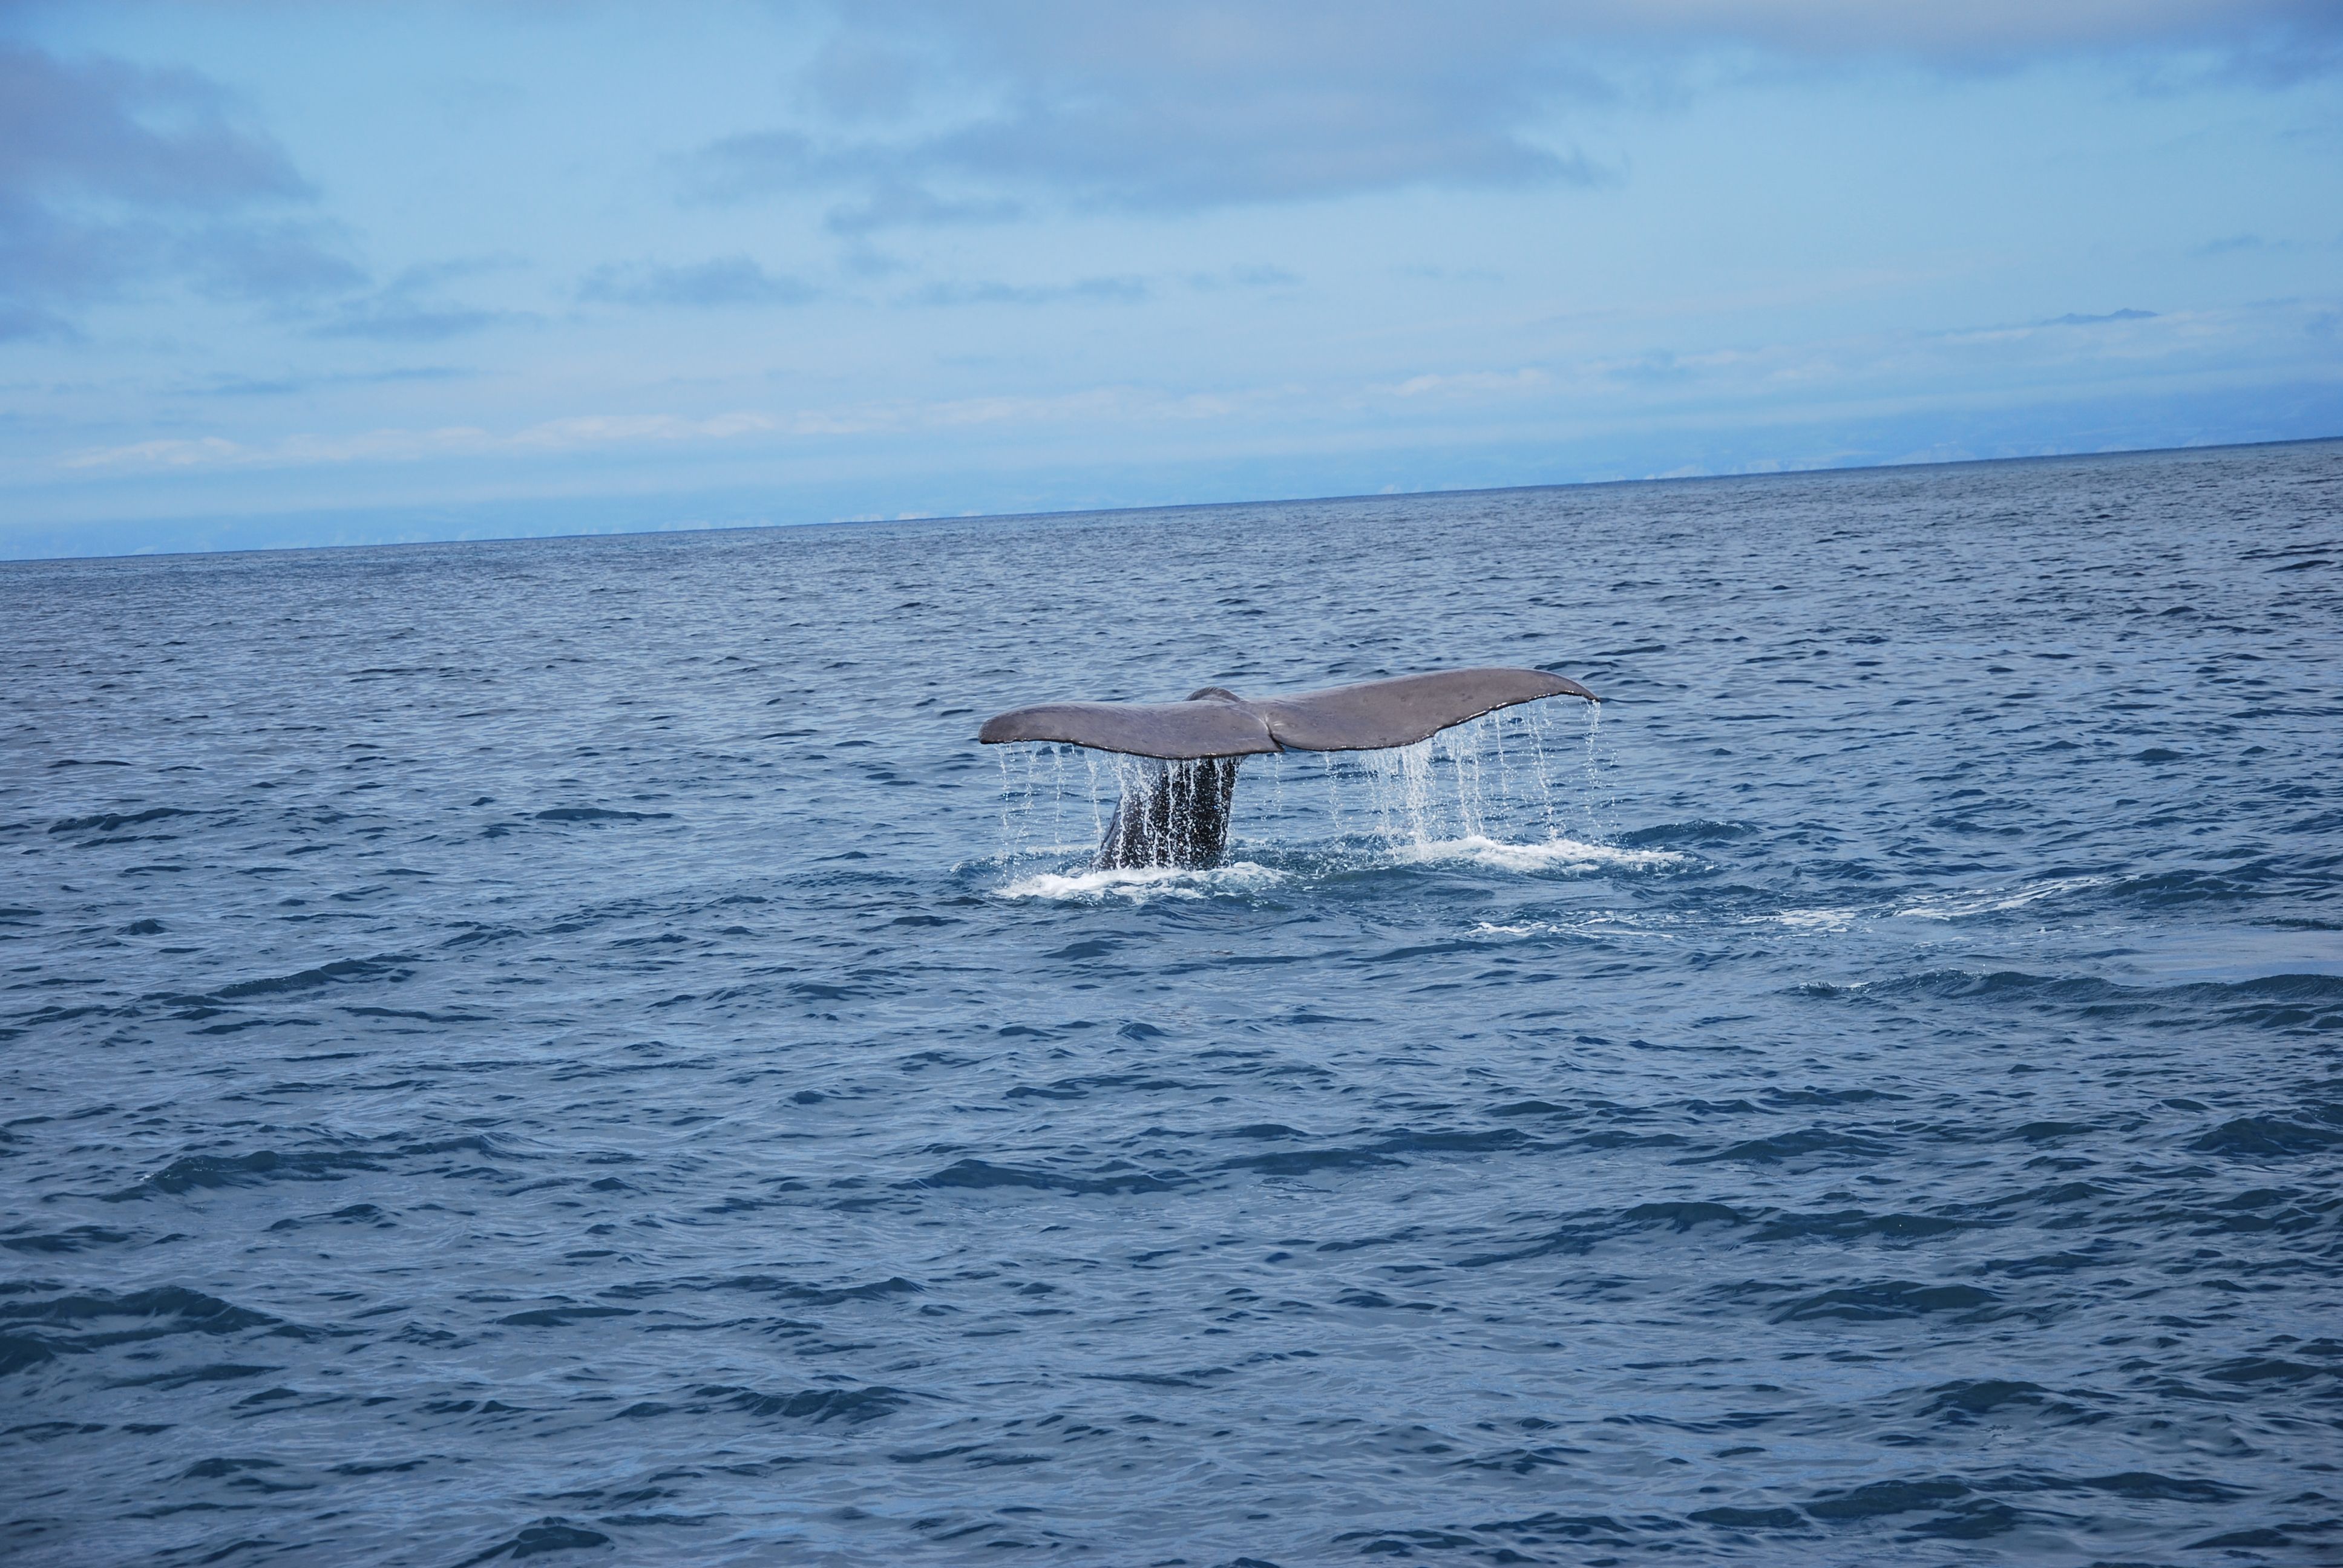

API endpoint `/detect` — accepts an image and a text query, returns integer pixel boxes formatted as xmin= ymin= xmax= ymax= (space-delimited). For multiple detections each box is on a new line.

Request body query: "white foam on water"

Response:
xmin=1013 ymin=840 xmax=1112 ymax=859
xmin=1000 ymin=860 xmax=1286 ymax=903
xmin=993 ymin=832 xmax=1671 ymax=904
xmin=1894 ymin=876 xmax=2106 ymax=921
xmin=1392 ymin=834 xmax=1687 ymax=873
xmin=1467 ymin=912 xmax=1683 ymax=942
xmin=1745 ymin=907 xmax=1864 ymax=933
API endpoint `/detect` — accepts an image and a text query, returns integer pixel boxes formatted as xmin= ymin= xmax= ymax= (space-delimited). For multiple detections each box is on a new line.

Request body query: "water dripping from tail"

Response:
xmin=1097 ymin=756 xmax=1242 ymax=869
xmin=1577 ymin=697 xmax=1613 ymax=842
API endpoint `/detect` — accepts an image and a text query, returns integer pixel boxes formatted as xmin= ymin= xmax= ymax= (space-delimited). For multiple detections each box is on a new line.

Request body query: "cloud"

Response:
xmin=1563 ymin=0 xmax=2340 ymax=65
xmin=578 ymin=255 xmax=818 ymax=307
xmin=175 ymin=219 xmax=365 ymax=301
xmin=1194 ymin=264 xmax=1301 ymax=290
xmin=1601 ymin=351 xmax=1699 ymax=385
xmin=0 ymin=44 xmax=307 ymax=206
xmin=689 ymin=7 xmax=1615 ymax=224
xmin=894 ymin=263 xmax=1297 ymax=307
xmin=0 ymin=47 xmax=530 ymax=345
xmin=59 ymin=410 xmax=785 ymax=471
xmin=2192 ymin=234 xmax=2293 ymax=257
xmin=0 ymin=300 xmax=74 ymax=342
xmin=821 ymin=183 xmax=1024 ymax=236
xmin=684 ymin=133 xmax=1029 ymax=232
xmin=1385 ymin=367 xmax=1553 ymax=398
xmin=312 ymin=260 xmax=517 ymax=342
xmin=191 ymin=365 xmax=467 ymax=398
xmin=684 ymin=1 xmax=2339 ymax=228
xmin=2040 ymin=307 xmax=2158 ymax=326
xmin=313 ymin=303 xmax=501 ymax=342
xmin=908 ymin=275 xmax=1150 ymax=307
xmin=0 ymin=44 xmax=359 ymax=333
xmin=54 ymin=381 xmax=1291 ymax=474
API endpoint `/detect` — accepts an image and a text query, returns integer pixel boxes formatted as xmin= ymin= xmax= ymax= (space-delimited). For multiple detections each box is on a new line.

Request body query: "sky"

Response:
xmin=1 ymin=1 xmax=2338 ymax=559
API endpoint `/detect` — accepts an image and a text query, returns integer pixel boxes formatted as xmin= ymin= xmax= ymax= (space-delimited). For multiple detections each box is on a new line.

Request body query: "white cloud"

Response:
xmin=53 ymin=385 xmax=1296 ymax=473
xmin=1387 ymin=368 xmax=1554 ymax=399
xmin=60 ymin=413 xmax=784 ymax=471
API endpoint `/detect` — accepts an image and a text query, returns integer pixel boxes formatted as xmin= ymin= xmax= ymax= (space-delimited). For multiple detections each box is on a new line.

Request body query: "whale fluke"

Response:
xmin=1242 ymin=668 xmax=1596 ymax=754
xmin=978 ymin=667 xmax=1596 ymax=761
xmin=977 ymin=697 xmax=1280 ymax=759
xmin=980 ymin=667 xmax=1598 ymax=870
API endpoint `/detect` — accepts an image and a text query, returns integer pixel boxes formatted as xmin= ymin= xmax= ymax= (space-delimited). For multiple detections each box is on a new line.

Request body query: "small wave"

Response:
xmin=499 ymin=1304 xmax=640 ymax=1328
xmin=48 ymin=806 xmax=194 ymax=837
xmin=1392 ymin=834 xmax=1686 ymax=872
xmin=903 ymin=1158 xmax=1181 ymax=1194
xmin=106 ymin=1148 xmax=384 ymax=1200
xmin=700 ymin=1382 xmax=910 ymax=1423
xmin=1772 ymin=1280 xmax=2002 ymax=1324
xmin=1894 ymin=876 xmax=2105 ymax=921
xmin=0 ymin=1286 xmax=285 ymax=1374
xmin=2191 ymin=1116 xmax=2343 ymax=1158
xmin=205 ymin=955 xmax=413 ymax=1002
xmin=459 ymin=1521 xmax=612 ymax=1563
xmin=1616 ymin=818 xmax=1752 ymax=848
xmin=1000 ymin=861 xmax=1285 ymax=902
xmin=0 ymin=1224 xmax=132 ymax=1255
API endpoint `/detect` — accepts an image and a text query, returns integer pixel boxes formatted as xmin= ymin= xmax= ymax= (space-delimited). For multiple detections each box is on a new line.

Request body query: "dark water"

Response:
xmin=5 ymin=441 xmax=2341 ymax=1567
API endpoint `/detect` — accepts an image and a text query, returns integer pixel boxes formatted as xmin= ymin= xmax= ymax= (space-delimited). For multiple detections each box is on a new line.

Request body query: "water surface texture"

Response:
xmin=5 ymin=442 xmax=2341 ymax=1566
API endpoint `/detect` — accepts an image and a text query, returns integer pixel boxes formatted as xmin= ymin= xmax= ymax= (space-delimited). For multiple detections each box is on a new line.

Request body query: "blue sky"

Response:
xmin=2 ymin=1 xmax=2338 ymax=558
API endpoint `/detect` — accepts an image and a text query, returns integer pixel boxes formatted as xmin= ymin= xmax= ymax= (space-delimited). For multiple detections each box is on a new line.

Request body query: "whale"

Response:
xmin=980 ymin=667 xmax=1598 ymax=869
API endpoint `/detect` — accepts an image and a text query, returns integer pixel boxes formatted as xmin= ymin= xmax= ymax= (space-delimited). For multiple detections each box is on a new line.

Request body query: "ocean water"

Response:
xmin=4 ymin=440 xmax=2340 ymax=1567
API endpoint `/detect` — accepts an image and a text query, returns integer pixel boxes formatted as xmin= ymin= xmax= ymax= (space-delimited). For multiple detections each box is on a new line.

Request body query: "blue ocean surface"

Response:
xmin=4 ymin=440 xmax=2340 ymax=1566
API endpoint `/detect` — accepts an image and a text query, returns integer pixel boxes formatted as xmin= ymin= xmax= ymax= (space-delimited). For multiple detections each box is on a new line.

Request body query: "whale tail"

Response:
xmin=981 ymin=667 xmax=1598 ymax=869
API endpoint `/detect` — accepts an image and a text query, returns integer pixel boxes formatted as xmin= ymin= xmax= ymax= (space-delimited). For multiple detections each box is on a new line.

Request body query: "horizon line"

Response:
xmin=5 ymin=431 xmax=2336 ymax=569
